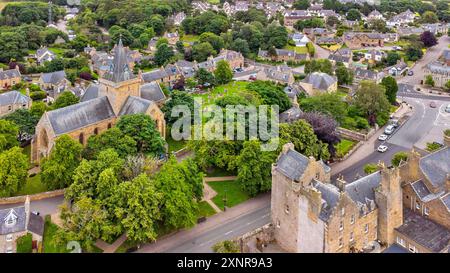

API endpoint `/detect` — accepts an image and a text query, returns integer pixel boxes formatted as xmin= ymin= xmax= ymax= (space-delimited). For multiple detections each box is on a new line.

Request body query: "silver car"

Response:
xmin=445 ymin=104 xmax=450 ymax=113
xmin=384 ymin=125 xmax=395 ymax=135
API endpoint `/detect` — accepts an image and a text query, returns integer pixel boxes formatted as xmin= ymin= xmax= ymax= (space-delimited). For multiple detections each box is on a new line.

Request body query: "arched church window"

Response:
xmin=79 ymin=133 xmax=84 ymax=145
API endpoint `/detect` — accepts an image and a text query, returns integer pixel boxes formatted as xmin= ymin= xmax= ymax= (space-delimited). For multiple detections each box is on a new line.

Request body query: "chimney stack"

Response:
xmin=336 ymin=174 xmax=347 ymax=191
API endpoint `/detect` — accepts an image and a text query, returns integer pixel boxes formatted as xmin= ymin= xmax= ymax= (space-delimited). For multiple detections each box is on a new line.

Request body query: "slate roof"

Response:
xmin=354 ymin=68 xmax=383 ymax=81
xmin=276 ymin=149 xmax=310 ymax=181
xmin=0 ymin=68 xmax=21 ymax=80
xmin=118 ymin=96 xmax=154 ymax=116
xmin=142 ymin=69 xmax=167 ymax=82
xmin=279 ymin=106 xmax=303 ymax=123
xmin=443 ymin=50 xmax=450 ymax=62
xmin=0 ymin=207 xmax=26 ymax=235
xmin=140 ymin=82 xmax=166 ymax=102
xmin=41 ymin=70 xmax=67 ymax=84
xmin=344 ymin=171 xmax=381 ymax=206
xmin=46 ymin=96 xmax=115 ymax=135
xmin=313 ymin=180 xmax=341 ymax=221
xmin=81 ymin=84 xmax=100 ymax=102
xmin=0 ymin=91 xmax=31 ymax=107
xmin=426 ymin=61 xmax=450 ymax=75
xmin=27 ymin=213 xmax=44 ymax=236
xmin=396 ymin=209 xmax=450 ymax=252
xmin=103 ymin=39 xmax=136 ymax=83
xmin=419 ymin=147 xmax=450 ymax=188
xmin=302 ymin=72 xmax=337 ymax=91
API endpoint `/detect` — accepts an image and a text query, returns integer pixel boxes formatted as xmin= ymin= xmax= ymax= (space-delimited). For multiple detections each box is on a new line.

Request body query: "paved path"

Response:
xmin=135 ymin=193 xmax=270 ymax=253
xmin=95 ymin=234 xmax=127 ymax=253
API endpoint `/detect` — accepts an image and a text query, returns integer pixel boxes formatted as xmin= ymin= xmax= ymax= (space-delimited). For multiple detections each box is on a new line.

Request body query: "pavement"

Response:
xmin=135 ymin=193 xmax=271 ymax=253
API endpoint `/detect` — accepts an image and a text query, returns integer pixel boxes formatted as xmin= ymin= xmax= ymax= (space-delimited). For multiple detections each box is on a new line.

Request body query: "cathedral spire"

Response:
xmin=104 ymin=38 xmax=135 ymax=83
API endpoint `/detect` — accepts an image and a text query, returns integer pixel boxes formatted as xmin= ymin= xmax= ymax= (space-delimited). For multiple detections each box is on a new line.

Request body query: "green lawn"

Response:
xmin=181 ymin=34 xmax=200 ymax=44
xmin=193 ymin=81 xmax=249 ymax=106
xmin=48 ymin=47 xmax=67 ymax=57
xmin=15 ymin=174 xmax=49 ymax=196
xmin=284 ymin=45 xmax=309 ymax=54
xmin=22 ymin=145 xmax=31 ymax=162
xmin=166 ymin=132 xmax=187 ymax=153
xmin=321 ymin=44 xmax=342 ymax=51
xmin=43 ymin=217 xmax=70 ymax=253
xmin=335 ymin=139 xmax=358 ymax=158
xmin=197 ymin=201 xmax=217 ymax=218
xmin=208 ymin=180 xmax=250 ymax=210
xmin=207 ymin=0 xmax=220 ymax=4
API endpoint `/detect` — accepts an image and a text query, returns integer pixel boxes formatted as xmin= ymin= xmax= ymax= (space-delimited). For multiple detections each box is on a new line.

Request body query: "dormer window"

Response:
xmin=4 ymin=209 xmax=18 ymax=227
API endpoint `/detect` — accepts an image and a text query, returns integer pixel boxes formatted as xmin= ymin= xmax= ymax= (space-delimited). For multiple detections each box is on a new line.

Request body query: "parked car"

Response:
xmin=377 ymin=145 xmax=388 ymax=153
xmin=389 ymin=119 xmax=399 ymax=128
xmin=429 ymin=101 xmax=437 ymax=108
xmin=378 ymin=134 xmax=388 ymax=141
xmin=445 ymin=104 xmax=450 ymax=113
xmin=384 ymin=125 xmax=395 ymax=135
xmin=407 ymin=70 xmax=414 ymax=76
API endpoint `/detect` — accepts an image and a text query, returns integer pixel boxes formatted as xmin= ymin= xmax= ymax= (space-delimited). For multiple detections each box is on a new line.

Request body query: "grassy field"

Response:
xmin=207 ymin=0 xmax=220 ymax=4
xmin=335 ymin=138 xmax=358 ymax=159
xmin=197 ymin=201 xmax=217 ymax=218
xmin=284 ymin=45 xmax=309 ymax=54
xmin=208 ymin=180 xmax=250 ymax=210
xmin=166 ymin=132 xmax=187 ymax=153
xmin=43 ymin=217 xmax=69 ymax=253
xmin=181 ymin=34 xmax=200 ymax=44
xmin=192 ymin=81 xmax=249 ymax=105
xmin=15 ymin=174 xmax=49 ymax=196
xmin=321 ymin=44 xmax=342 ymax=51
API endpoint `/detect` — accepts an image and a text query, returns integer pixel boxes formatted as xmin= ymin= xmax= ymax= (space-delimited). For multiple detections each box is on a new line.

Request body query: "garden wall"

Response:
xmin=0 ymin=189 xmax=65 ymax=205
xmin=337 ymin=126 xmax=377 ymax=142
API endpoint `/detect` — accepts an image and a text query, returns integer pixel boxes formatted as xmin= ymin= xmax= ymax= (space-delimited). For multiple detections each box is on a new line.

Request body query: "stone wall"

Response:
xmin=237 ymin=224 xmax=275 ymax=253
xmin=337 ymin=127 xmax=377 ymax=142
xmin=0 ymin=189 xmax=65 ymax=205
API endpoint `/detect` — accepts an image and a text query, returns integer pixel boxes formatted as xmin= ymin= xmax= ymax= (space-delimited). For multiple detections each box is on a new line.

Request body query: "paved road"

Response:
xmin=398 ymin=35 xmax=449 ymax=85
xmin=0 ymin=196 xmax=64 ymax=216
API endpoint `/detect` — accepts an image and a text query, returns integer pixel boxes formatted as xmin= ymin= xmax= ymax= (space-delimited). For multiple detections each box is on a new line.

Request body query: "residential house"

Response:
xmin=164 ymin=32 xmax=179 ymax=45
xmin=353 ymin=68 xmax=385 ymax=83
xmin=299 ymin=72 xmax=338 ymax=96
xmin=367 ymin=10 xmax=384 ymax=21
xmin=386 ymin=60 xmax=409 ymax=77
xmin=303 ymin=28 xmax=334 ymax=42
xmin=316 ymin=36 xmax=343 ymax=45
xmin=383 ymin=33 xmax=399 ymax=43
xmin=256 ymin=64 xmax=295 ymax=85
xmin=192 ymin=1 xmax=213 ymax=13
xmin=422 ymin=23 xmax=449 ymax=36
xmin=364 ymin=50 xmax=387 ymax=63
xmin=38 ymin=70 xmax=70 ymax=97
xmin=0 ymin=67 xmax=21 ymax=90
xmin=343 ymin=32 xmax=384 ymax=49
xmin=387 ymin=9 xmax=417 ymax=28
xmin=343 ymin=20 xmax=359 ymax=28
xmin=235 ymin=1 xmax=249 ymax=12
xmin=328 ymin=48 xmax=353 ymax=68
xmin=284 ymin=10 xmax=312 ymax=27
xmin=147 ymin=37 xmax=159 ymax=54
xmin=171 ymin=12 xmax=186 ymax=26
xmin=35 ymin=47 xmax=56 ymax=65
xmin=258 ymin=48 xmax=308 ymax=63
xmin=423 ymin=61 xmax=450 ymax=88
xmin=0 ymin=198 xmax=44 ymax=253
xmin=290 ymin=33 xmax=310 ymax=47
xmin=0 ymin=91 xmax=32 ymax=117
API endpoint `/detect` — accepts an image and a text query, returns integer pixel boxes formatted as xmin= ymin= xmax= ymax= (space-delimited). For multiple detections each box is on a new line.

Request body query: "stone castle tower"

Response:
xmin=98 ymin=39 xmax=142 ymax=115
xmin=375 ymin=162 xmax=403 ymax=246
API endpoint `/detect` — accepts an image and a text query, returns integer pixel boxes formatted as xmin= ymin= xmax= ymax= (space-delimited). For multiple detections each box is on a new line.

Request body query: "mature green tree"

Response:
xmin=264 ymin=23 xmax=289 ymax=49
xmin=445 ymin=80 xmax=450 ymax=92
xmin=353 ymin=81 xmax=390 ymax=126
xmin=364 ymin=163 xmax=378 ymax=174
xmin=299 ymin=93 xmax=348 ymax=123
xmin=199 ymin=32 xmax=225 ymax=52
xmin=214 ymin=60 xmax=233 ymax=85
xmin=335 ymin=65 xmax=353 ymax=85
xmin=213 ymin=240 xmax=240 ymax=253
xmin=246 ymin=81 xmax=292 ymax=112
xmin=0 ymin=32 xmax=29 ymax=63
xmin=346 ymin=9 xmax=362 ymax=21
xmin=425 ymin=75 xmax=435 ymax=87
xmin=369 ymin=19 xmax=387 ymax=32
xmin=381 ymin=76 xmax=398 ymax=104
xmin=30 ymin=101 xmax=50 ymax=119
xmin=392 ymin=152 xmax=408 ymax=167
xmin=405 ymin=44 xmax=423 ymax=61
xmin=192 ymin=42 xmax=216 ymax=62
xmin=154 ymin=43 xmax=175 ymax=66
xmin=41 ymin=135 xmax=83 ymax=190
xmin=0 ymin=147 xmax=29 ymax=197
xmin=162 ymin=91 xmax=195 ymax=125
xmin=421 ymin=11 xmax=438 ymax=23
xmin=386 ymin=51 xmax=401 ymax=66
xmin=3 ymin=109 xmax=38 ymax=141
xmin=235 ymin=8 xmax=268 ymax=25
xmin=154 ymin=156 xmax=199 ymax=229
xmin=230 ymin=38 xmax=250 ymax=57
xmin=305 ymin=59 xmax=333 ymax=75
xmin=178 ymin=158 xmax=204 ymax=201
xmin=188 ymin=139 xmax=243 ymax=172
xmin=194 ymin=68 xmax=216 ymax=86
xmin=83 ymin=128 xmax=137 ymax=159
xmin=279 ymin=120 xmax=330 ymax=160
xmin=294 ymin=18 xmax=324 ymax=31
xmin=52 ymin=92 xmax=80 ymax=110
xmin=116 ymin=114 xmax=165 ymax=156
xmin=326 ymin=16 xmax=340 ymax=27
xmin=109 ymin=26 xmax=134 ymax=46
xmin=0 ymin=119 xmax=19 ymax=152
xmin=112 ymin=174 xmax=162 ymax=242
xmin=293 ymin=0 xmax=311 ymax=10
xmin=67 ymin=149 xmax=124 ymax=201
xmin=237 ymin=140 xmax=276 ymax=196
